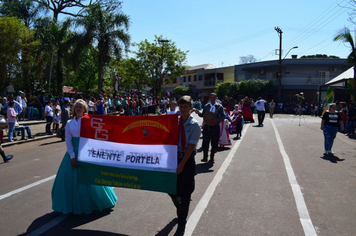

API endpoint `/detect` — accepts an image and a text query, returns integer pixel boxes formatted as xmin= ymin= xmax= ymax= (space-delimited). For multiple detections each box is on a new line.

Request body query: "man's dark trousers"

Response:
xmin=202 ymin=124 xmax=220 ymax=150
xmin=257 ymin=110 xmax=265 ymax=126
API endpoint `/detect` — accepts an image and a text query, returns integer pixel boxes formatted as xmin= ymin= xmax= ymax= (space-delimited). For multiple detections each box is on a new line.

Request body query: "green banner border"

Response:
xmin=77 ymin=162 xmax=177 ymax=195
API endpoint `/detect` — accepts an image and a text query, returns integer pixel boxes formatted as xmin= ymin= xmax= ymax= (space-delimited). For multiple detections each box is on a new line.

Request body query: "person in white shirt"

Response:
xmin=254 ymin=97 xmax=266 ymax=127
xmin=45 ymin=101 xmax=54 ymax=134
xmin=166 ymin=100 xmax=181 ymax=116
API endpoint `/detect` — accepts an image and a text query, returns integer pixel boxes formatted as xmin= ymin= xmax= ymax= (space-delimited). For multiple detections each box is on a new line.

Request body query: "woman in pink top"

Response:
xmin=6 ymin=101 xmax=17 ymax=142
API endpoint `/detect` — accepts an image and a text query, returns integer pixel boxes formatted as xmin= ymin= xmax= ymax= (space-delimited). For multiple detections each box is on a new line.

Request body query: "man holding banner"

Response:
xmin=169 ymin=95 xmax=201 ymax=236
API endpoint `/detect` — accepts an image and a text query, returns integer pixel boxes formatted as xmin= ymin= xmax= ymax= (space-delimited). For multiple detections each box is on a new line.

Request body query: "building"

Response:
xmin=234 ymin=58 xmax=348 ymax=102
xmin=162 ymin=63 xmax=217 ymax=98
xmin=163 ymin=58 xmax=349 ymax=103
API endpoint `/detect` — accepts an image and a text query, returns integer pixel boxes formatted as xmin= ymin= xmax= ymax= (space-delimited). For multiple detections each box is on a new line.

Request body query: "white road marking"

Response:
xmin=26 ymin=214 xmax=69 ymax=236
xmin=0 ymin=175 xmax=56 ymax=201
xmin=184 ymin=124 xmax=250 ymax=236
xmin=271 ymin=119 xmax=317 ymax=236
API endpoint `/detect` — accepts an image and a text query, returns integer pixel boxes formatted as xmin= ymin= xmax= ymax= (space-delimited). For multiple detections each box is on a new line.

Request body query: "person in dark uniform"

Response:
xmin=169 ymin=95 xmax=201 ymax=236
xmin=194 ymin=93 xmax=225 ymax=162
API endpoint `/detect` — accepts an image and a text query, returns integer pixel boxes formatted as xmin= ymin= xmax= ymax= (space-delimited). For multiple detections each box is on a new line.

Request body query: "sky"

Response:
xmin=119 ymin=0 xmax=355 ymax=67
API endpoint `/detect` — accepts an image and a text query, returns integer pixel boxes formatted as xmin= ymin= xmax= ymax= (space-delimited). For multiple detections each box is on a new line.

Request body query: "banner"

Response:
xmin=77 ymin=114 xmax=179 ymax=194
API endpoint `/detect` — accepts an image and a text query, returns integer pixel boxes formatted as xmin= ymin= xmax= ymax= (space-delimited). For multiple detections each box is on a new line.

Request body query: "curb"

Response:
xmin=2 ymin=134 xmax=60 ymax=147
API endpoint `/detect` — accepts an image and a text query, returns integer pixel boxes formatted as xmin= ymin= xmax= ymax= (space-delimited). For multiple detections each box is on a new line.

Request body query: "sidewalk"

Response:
xmin=1 ymin=119 xmax=59 ymax=147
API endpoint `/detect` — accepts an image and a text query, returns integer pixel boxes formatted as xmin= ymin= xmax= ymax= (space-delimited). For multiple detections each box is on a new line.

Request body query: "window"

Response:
xmin=319 ymin=71 xmax=330 ymax=84
xmin=194 ymin=75 xmax=197 ymax=81
xmin=198 ymin=75 xmax=203 ymax=81
xmin=188 ymin=75 xmax=191 ymax=82
xmin=183 ymin=76 xmax=186 ymax=82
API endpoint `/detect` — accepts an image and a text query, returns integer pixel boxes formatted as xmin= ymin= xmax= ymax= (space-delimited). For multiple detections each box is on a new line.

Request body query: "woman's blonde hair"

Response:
xmin=72 ymin=99 xmax=88 ymax=117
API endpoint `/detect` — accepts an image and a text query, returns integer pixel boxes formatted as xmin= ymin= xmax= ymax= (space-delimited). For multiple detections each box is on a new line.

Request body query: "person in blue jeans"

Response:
xmin=320 ymin=103 xmax=344 ymax=155
xmin=15 ymin=125 xmax=33 ymax=140
xmin=7 ymin=101 xmax=34 ymax=141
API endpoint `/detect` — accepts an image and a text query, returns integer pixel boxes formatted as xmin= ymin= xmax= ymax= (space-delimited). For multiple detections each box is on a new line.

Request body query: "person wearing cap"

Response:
xmin=95 ymin=95 xmax=104 ymax=115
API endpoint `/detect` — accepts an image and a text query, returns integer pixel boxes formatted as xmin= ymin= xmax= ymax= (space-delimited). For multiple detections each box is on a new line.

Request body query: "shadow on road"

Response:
xmin=19 ymin=210 xmax=127 ymax=236
xmin=155 ymin=218 xmax=178 ymax=236
xmin=39 ymin=140 xmax=64 ymax=146
xmin=196 ymin=162 xmax=214 ymax=175
xmin=320 ymin=154 xmax=345 ymax=163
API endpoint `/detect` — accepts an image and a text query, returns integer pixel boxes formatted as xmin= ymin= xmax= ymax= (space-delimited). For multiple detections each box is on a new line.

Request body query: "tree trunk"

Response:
xmin=98 ymin=53 xmax=103 ymax=95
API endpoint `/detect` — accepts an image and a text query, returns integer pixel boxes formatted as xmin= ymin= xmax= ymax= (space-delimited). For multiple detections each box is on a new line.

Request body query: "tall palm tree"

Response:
xmin=334 ymin=27 xmax=356 ymax=98
xmin=76 ymin=3 xmax=130 ymax=94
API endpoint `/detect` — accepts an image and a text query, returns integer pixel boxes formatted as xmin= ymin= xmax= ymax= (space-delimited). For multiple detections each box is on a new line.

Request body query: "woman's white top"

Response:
xmin=45 ymin=105 xmax=53 ymax=117
xmin=166 ymin=108 xmax=178 ymax=115
xmin=65 ymin=117 xmax=81 ymax=159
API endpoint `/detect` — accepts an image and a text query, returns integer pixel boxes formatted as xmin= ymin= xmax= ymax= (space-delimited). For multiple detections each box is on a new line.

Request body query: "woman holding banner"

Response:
xmin=51 ymin=99 xmax=117 ymax=215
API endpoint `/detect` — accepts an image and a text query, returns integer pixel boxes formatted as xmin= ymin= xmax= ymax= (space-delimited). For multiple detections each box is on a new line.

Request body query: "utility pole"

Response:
xmin=275 ymin=26 xmax=283 ymax=103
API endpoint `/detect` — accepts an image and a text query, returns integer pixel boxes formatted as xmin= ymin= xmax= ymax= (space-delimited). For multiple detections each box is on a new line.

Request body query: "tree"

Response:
xmin=33 ymin=17 xmax=77 ymax=93
xmin=215 ymin=82 xmax=239 ymax=100
xmin=0 ymin=0 xmax=44 ymax=27
xmin=0 ymin=16 xmax=39 ymax=92
xmin=117 ymin=58 xmax=149 ymax=93
xmin=239 ymin=55 xmax=257 ymax=64
xmin=76 ymin=2 xmax=130 ymax=94
xmin=174 ymin=86 xmax=192 ymax=97
xmin=134 ymin=36 xmax=188 ymax=98
xmin=214 ymin=80 xmax=272 ymax=101
xmin=334 ymin=27 xmax=356 ymax=98
xmin=67 ymin=46 xmax=98 ymax=93
xmin=35 ymin=0 xmax=98 ymax=21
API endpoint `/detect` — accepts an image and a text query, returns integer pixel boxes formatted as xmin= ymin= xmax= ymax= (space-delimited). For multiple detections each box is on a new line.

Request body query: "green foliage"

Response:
xmin=0 ymin=16 xmax=39 ymax=92
xmin=75 ymin=2 xmax=130 ymax=94
xmin=174 ymin=86 xmax=192 ymax=96
xmin=117 ymin=58 xmax=150 ymax=92
xmin=133 ymin=35 xmax=188 ymax=97
xmin=0 ymin=0 xmax=43 ymax=27
xmin=67 ymin=46 xmax=98 ymax=93
xmin=334 ymin=27 xmax=356 ymax=95
xmin=215 ymin=80 xmax=272 ymax=100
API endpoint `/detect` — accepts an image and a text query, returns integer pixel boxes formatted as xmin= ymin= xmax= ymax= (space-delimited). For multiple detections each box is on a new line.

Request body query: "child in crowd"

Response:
xmin=169 ymin=95 xmax=201 ymax=236
xmin=53 ymin=108 xmax=60 ymax=133
xmin=166 ymin=100 xmax=181 ymax=116
xmin=232 ymin=110 xmax=244 ymax=139
xmin=219 ymin=110 xmax=232 ymax=147
xmin=230 ymin=104 xmax=239 ymax=133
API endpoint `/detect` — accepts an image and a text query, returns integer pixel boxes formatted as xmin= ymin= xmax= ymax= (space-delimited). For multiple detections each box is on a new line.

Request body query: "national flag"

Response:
xmin=77 ymin=114 xmax=179 ymax=194
xmin=326 ymin=86 xmax=334 ymax=103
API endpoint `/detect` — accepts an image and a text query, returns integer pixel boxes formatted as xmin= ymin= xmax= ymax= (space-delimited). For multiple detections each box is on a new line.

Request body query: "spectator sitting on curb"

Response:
xmin=7 ymin=101 xmax=34 ymax=141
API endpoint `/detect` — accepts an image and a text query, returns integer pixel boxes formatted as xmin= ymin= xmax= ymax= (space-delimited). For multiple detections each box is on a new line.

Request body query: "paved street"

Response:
xmin=0 ymin=114 xmax=355 ymax=236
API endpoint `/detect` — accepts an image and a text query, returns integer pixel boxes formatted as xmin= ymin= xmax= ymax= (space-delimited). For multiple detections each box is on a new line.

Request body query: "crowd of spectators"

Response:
xmin=1 ymin=89 xmax=355 ymax=141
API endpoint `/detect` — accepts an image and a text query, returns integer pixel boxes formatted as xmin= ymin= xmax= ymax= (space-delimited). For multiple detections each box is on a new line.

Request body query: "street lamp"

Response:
xmin=283 ymin=46 xmax=298 ymax=60
xmin=275 ymin=26 xmax=298 ymax=103
xmin=277 ymin=45 xmax=298 ymax=103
